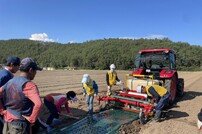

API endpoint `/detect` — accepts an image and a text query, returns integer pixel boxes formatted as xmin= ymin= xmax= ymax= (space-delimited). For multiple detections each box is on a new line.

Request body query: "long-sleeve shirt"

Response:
xmin=0 ymin=68 xmax=13 ymax=87
xmin=45 ymin=93 xmax=70 ymax=113
xmin=0 ymin=81 xmax=42 ymax=124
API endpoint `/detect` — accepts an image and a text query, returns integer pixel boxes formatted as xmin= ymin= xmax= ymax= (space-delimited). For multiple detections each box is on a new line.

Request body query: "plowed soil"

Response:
xmin=33 ymin=70 xmax=202 ymax=134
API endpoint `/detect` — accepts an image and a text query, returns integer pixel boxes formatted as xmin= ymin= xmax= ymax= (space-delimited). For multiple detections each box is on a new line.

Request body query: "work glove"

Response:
xmin=116 ymin=81 xmax=123 ymax=85
xmin=107 ymin=91 xmax=112 ymax=96
xmin=83 ymin=93 xmax=86 ymax=97
xmin=94 ymin=94 xmax=99 ymax=100
xmin=154 ymin=103 xmax=157 ymax=107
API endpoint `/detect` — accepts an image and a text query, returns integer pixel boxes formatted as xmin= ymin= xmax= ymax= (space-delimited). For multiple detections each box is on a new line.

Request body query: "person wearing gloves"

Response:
xmin=44 ymin=91 xmax=77 ymax=127
xmin=140 ymin=85 xmax=170 ymax=121
xmin=106 ymin=64 xmax=122 ymax=96
xmin=81 ymin=74 xmax=98 ymax=115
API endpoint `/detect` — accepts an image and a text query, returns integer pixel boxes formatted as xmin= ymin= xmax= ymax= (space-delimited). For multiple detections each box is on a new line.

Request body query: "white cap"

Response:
xmin=110 ymin=64 xmax=116 ymax=69
xmin=136 ymin=85 xmax=142 ymax=93
xmin=81 ymin=74 xmax=90 ymax=83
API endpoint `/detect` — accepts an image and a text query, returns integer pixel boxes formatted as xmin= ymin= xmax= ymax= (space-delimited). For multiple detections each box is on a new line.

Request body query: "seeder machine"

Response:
xmin=98 ymin=74 xmax=157 ymax=124
xmin=98 ymin=48 xmax=185 ymax=123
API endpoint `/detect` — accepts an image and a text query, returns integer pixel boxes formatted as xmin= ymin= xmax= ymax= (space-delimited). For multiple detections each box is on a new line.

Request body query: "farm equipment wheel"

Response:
xmin=164 ymin=77 xmax=177 ymax=105
xmin=177 ymin=78 xmax=184 ymax=97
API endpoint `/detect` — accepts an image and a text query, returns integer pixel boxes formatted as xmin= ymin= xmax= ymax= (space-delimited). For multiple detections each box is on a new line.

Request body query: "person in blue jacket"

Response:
xmin=0 ymin=56 xmax=20 ymax=134
xmin=0 ymin=56 xmax=20 ymax=87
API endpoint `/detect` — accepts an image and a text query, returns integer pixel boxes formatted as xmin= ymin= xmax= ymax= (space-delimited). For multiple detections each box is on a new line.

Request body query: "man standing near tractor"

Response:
xmin=106 ymin=64 xmax=122 ymax=96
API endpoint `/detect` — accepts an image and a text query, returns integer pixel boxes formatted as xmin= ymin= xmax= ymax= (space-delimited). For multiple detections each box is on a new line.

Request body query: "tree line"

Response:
xmin=0 ymin=38 xmax=201 ymax=71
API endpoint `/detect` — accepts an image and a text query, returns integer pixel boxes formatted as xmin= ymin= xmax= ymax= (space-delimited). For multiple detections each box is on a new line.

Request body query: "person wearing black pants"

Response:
xmin=44 ymin=98 xmax=59 ymax=125
xmin=44 ymin=91 xmax=77 ymax=126
xmin=141 ymin=85 xmax=170 ymax=121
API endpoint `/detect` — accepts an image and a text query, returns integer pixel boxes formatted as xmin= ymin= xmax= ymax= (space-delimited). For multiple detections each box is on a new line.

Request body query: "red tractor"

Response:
xmin=98 ymin=48 xmax=184 ymax=122
xmin=133 ymin=48 xmax=184 ymax=103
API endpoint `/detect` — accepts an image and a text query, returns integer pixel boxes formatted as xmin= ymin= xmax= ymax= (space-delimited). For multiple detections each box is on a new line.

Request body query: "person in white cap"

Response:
xmin=106 ymin=64 xmax=122 ymax=96
xmin=81 ymin=74 xmax=98 ymax=115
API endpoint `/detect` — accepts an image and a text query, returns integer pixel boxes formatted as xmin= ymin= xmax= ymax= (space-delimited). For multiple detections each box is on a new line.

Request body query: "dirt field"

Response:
xmin=33 ymin=70 xmax=202 ymax=134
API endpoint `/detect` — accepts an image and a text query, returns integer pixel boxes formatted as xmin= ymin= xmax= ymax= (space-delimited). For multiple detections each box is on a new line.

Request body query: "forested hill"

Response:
xmin=0 ymin=39 xmax=201 ymax=71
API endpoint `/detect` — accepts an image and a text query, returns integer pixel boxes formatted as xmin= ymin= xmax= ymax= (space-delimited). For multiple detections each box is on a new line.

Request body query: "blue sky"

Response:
xmin=0 ymin=0 xmax=202 ymax=45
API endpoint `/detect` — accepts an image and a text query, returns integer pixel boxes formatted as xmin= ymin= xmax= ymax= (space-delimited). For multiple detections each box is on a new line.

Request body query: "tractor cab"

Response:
xmin=133 ymin=48 xmax=176 ymax=78
xmin=130 ymin=48 xmax=184 ymax=103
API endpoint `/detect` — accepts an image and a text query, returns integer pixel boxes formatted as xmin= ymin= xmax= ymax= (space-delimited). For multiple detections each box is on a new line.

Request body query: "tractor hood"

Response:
xmin=160 ymin=69 xmax=176 ymax=78
xmin=132 ymin=68 xmax=176 ymax=79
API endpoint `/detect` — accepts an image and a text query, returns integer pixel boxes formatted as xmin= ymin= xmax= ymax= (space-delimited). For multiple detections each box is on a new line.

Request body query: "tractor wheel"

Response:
xmin=164 ymin=79 xmax=171 ymax=92
xmin=177 ymin=78 xmax=184 ymax=97
xmin=164 ymin=78 xmax=177 ymax=105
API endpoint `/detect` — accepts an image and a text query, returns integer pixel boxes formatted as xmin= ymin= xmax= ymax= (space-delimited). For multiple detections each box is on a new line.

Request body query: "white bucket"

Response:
xmin=197 ymin=119 xmax=202 ymax=130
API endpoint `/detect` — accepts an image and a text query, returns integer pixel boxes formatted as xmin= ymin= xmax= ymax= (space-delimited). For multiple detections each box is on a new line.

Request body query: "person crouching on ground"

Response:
xmin=81 ymin=74 xmax=98 ymax=115
xmin=0 ymin=57 xmax=43 ymax=134
xmin=44 ymin=91 xmax=77 ymax=126
xmin=106 ymin=64 xmax=122 ymax=96
xmin=141 ymin=85 xmax=170 ymax=121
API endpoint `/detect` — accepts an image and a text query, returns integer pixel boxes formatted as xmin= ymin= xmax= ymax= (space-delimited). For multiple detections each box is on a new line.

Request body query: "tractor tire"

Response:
xmin=164 ymin=79 xmax=171 ymax=93
xmin=177 ymin=78 xmax=184 ymax=97
xmin=164 ymin=78 xmax=176 ymax=105
xmin=164 ymin=79 xmax=172 ymax=104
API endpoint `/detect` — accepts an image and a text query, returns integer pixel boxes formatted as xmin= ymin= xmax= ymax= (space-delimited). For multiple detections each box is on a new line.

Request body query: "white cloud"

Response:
xmin=119 ymin=34 xmax=167 ymax=40
xmin=29 ymin=33 xmax=54 ymax=42
xmin=141 ymin=34 xmax=167 ymax=39
xmin=67 ymin=41 xmax=75 ymax=43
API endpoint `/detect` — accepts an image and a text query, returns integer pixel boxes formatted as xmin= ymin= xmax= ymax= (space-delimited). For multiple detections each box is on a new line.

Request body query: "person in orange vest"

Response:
xmin=106 ymin=64 xmax=122 ymax=96
xmin=141 ymin=85 xmax=170 ymax=121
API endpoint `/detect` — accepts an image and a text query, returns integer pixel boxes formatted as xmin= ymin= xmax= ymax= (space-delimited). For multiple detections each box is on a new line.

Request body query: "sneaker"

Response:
xmin=51 ymin=118 xmax=62 ymax=126
xmin=46 ymin=126 xmax=53 ymax=133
